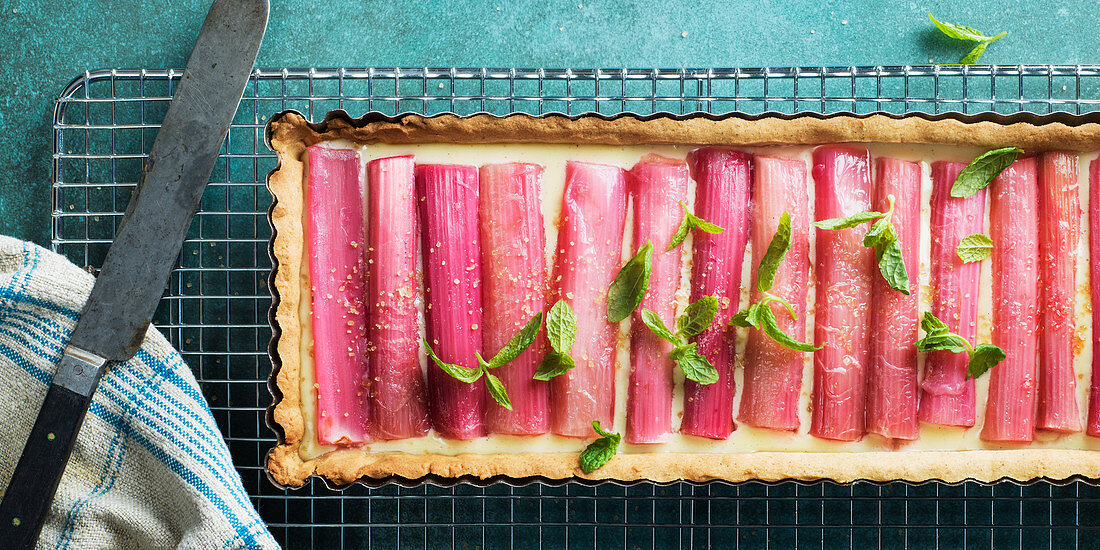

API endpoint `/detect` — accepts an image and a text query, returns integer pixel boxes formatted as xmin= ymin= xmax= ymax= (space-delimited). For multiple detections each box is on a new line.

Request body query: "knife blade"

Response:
xmin=0 ymin=0 xmax=268 ymax=546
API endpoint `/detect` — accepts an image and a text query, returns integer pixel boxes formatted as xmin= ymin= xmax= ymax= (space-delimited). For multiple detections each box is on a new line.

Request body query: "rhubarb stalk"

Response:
xmin=809 ymin=146 xmax=874 ymax=442
xmin=917 ymin=161 xmax=984 ymax=427
xmin=737 ymin=156 xmax=810 ymax=430
xmin=1089 ymin=158 xmax=1100 ymax=437
xmin=681 ymin=148 xmax=752 ymax=439
xmin=981 ymin=156 xmax=1040 ymax=443
xmin=549 ymin=162 xmax=628 ymax=437
xmin=417 ymin=164 xmax=485 ymax=440
xmin=625 ymin=155 xmax=689 ymax=444
xmin=307 ymin=146 xmax=370 ymax=444
xmin=479 ymin=163 xmax=551 ymax=435
xmin=1037 ymin=152 xmax=1082 ymax=433
xmin=365 ymin=155 xmax=430 ymax=440
xmin=866 ymin=158 xmax=921 ymax=440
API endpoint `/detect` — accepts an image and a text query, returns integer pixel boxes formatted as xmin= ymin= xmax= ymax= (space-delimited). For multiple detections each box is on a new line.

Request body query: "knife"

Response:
xmin=0 ymin=0 xmax=267 ymax=546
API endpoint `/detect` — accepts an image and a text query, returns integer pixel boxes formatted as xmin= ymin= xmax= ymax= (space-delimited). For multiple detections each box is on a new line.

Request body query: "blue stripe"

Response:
xmin=0 ymin=243 xmax=272 ymax=548
xmin=0 ymin=320 xmax=242 ymax=492
xmin=0 ymin=309 xmax=235 ymax=482
xmin=0 ymin=338 xmax=265 ymax=549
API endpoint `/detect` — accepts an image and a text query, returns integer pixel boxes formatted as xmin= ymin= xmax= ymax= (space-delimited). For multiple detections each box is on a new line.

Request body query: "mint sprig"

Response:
xmin=425 ymin=312 xmax=544 ymax=410
xmin=534 ymin=299 xmax=578 ymax=381
xmin=729 ymin=213 xmax=818 ymax=352
xmin=667 ymin=202 xmax=725 ymax=251
xmin=915 ymin=311 xmax=1006 ymax=379
xmin=607 ymin=242 xmax=653 ymax=323
xmin=813 ymin=195 xmax=911 ymax=295
xmin=638 ymin=295 xmax=721 ymax=385
xmin=956 ymin=233 xmax=993 ymax=263
xmin=951 ymin=147 xmax=1024 ymax=198
xmin=928 ymin=13 xmax=1007 ymax=65
xmin=579 ymin=421 xmax=621 ymax=474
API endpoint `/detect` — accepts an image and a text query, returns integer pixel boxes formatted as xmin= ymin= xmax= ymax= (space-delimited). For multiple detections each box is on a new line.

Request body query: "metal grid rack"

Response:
xmin=51 ymin=66 xmax=1100 ymax=549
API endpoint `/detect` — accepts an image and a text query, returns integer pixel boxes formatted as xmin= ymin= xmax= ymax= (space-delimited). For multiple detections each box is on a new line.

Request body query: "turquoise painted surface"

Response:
xmin=1 ymin=0 xmax=1097 ymax=246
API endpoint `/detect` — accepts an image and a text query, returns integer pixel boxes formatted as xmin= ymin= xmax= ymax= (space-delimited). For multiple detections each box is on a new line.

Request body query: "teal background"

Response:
xmin=1 ymin=0 xmax=1097 ymax=246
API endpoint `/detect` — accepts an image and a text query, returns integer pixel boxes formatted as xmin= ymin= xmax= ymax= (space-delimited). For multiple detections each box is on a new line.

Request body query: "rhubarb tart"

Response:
xmin=265 ymin=111 xmax=1100 ymax=487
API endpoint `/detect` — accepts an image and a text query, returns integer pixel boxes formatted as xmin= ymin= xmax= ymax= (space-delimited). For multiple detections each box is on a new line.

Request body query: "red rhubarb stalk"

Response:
xmin=365 ymin=155 xmax=430 ymax=440
xmin=549 ymin=162 xmax=628 ymax=438
xmin=681 ymin=148 xmax=753 ymax=439
xmin=809 ymin=146 xmax=874 ymax=442
xmin=1089 ymin=158 xmax=1100 ymax=437
xmin=981 ymin=156 xmax=1040 ymax=443
xmin=1037 ymin=152 xmax=1082 ymax=433
xmin=737 ymin=156 xmax=810 ymax=431
xmin=479 ymin=163 xmax=551 ymax=435
xmin=417 ymin=164 xmax=485 ymax=440
xmin=917 ymin=161 xmax=984 ymax=427
xmin=307 ymin=146 xmax=370 ymax=444
xmin=625 ymin=154 xmax=689 ymax=444
xmin=866 ymin=158 xmax=921 ymax=440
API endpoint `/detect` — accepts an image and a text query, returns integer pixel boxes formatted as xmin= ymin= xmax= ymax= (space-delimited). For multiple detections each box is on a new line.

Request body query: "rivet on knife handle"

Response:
xmin=0 ymin=0 xmax=268 ymax=547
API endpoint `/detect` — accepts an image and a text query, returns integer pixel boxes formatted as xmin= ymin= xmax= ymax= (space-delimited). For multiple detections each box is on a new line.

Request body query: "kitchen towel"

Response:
xmin=0 ymin=236 xmax=278 ymax=549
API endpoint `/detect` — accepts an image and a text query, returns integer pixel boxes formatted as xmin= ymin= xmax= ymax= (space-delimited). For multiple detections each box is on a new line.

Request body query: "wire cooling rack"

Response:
xmin=51 ymin=66 xmax=1100 ymax=549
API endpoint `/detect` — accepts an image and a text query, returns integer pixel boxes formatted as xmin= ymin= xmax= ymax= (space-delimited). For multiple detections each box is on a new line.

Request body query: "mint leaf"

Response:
xmin=676 ymin=296 xmax=719 ymax=339
xmin=928 ymin=13 xmax=1006 ymax=64
xmin=915 ymin=312 xmax=971 ymax=354
xmin=608 ymin=242 xmax=653 ymax=323
xmin=928 ymin=13 xmax=998 ymax=42
xmin=951 ymin=147 xmax=1024 ymax=198
xmin=757 ymin=306 xmax=819 ymax=352
xmin=875 ymin=238 xmax=910 ymax=295
xmin=967 ymin=343 xmax=1007 ymax=379
xmin=484 ymin=371 xmax=512 ymax=410
xmin=486 ymin=312 xmax=543 ymax=369
xmin=957 ymin=233 xmax=993 ymax=263
xmin=919 ymin=311 xmax=952 ymax=335
xmin=757 ymin=212 xmax=792 ymax=293
xmin=817 ymin=195 xmax=910 ymax=295
xmin=670 ymin=343 xmax=719 ymax=385
xmin=959 ymin=41 xmax=990 ymax=64
xmin=424 ymin=339 xmax=483 ymax=383
xmin=533 ymin=351 xmax=575 ymax=381
xmin=863 ymin=217 xmax=897 ymax=248
xmin=546 ymin=299 xmax=577 ymax=353
xmin=579 ymin=421 xmax=621 ymax=474
xmin=812 ymin=210 xmax=885 ymax=230
xmin=729 ymin=303 xmax=763 ymax=328
xmin=640 ymin=308 xmax=682 ymax=346
xmin=667 ymin=202 xmax=725 ymax=251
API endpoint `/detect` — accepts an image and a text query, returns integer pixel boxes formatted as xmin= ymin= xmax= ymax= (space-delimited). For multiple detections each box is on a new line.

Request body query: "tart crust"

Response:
xmin=265 ymin=110 xmax=1100 ymax=488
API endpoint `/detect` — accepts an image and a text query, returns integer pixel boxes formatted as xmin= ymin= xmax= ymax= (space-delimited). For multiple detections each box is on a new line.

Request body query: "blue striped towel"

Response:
xmin=0 ymin=237 xmax=277 ymax=549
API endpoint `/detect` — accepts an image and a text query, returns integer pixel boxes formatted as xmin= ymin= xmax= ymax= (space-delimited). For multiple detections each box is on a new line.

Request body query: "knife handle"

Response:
xmin=0 ymin=384 xmax=91 ymax=549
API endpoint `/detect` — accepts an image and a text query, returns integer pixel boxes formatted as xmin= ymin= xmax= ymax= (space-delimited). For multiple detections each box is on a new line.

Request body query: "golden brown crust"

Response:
xmin=265 ymin=110 xmax=1100 ymax=489
xmin=270 ymin=111 xmax=1100 ymax=151
xmin=280 ymin=449 xmax=1100 ymax=487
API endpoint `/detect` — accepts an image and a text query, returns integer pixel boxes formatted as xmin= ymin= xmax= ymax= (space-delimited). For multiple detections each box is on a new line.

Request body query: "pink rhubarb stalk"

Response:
xmin=1037 ymin=152 xmax=1082 ymax=433
xmin=549 ymin=162 xmax=628 ymax=438
xmin=809 ymin=146 xmax=874 ymax=442
xmin=1089 ymin=158 xmax=1100 ymax=437
xmin=917 ymin=161 xmax=984 ymax=427
xmin=625 ymin=154 xmax=689 ymax=444
xmin=417 ymin=164 xmax=485 ymax=440
xmin=307 ymin=146 xmax=370 ymax=445
xmin=737 ymin=156 xmax=810 ymax=431
xmin=479 ymin=163 xmax=551 ymax=435
xmin=365 ymin=155 xmax=430 ymax=440
xmin=681 ymin=148 xmax=753 ymax=439
xmin=866 ymin=158 xmax=921 ymax=440
xmin=981 ymin=156 xmax=1040 ymax=443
